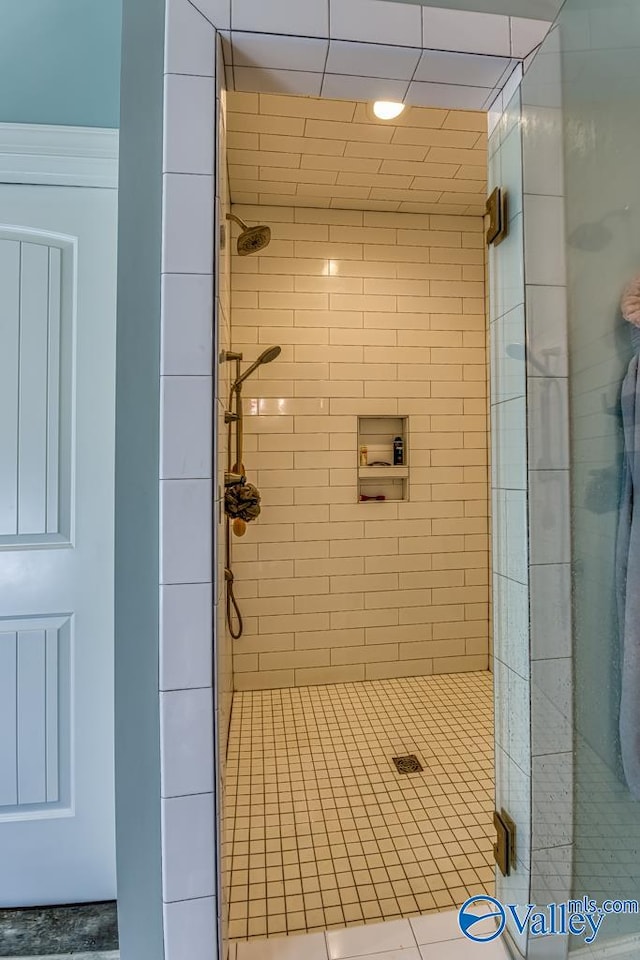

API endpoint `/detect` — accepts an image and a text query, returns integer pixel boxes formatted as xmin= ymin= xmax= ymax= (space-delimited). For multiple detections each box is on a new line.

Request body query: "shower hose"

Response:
xmin=225 ymin=373 xmax=245 ymax=640
xmin=225 ymin=563 xmax=243 ymax=640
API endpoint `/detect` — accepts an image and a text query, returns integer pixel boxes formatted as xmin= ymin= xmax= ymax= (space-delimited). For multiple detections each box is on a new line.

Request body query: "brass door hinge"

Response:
xmin=493 ymin=809 xmax=516 ymax=877
xmin=486 ymin=187 xmax=509 ymax=246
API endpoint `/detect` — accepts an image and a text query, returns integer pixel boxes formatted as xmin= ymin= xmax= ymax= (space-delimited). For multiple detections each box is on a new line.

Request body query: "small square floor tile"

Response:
xmin=226 ymin=674 xmax=494 ymax=941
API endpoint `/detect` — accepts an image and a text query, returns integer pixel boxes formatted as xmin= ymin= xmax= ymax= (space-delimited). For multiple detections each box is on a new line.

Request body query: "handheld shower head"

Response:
xmin=256 ymin=345 xmax=282 ymax=366
xmin=232 ymin=345 xmax=282 ymax=391
xmin=226 ymin=213 xmax=271 ymax=256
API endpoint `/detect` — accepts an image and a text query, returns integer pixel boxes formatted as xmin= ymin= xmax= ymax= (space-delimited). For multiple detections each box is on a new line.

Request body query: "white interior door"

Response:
xmin=0 ymin=183 xmax=117 ymax=905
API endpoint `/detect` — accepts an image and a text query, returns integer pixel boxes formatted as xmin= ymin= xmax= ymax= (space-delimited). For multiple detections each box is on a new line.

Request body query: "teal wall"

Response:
xmin=0 ymin=1 xmax=122 ymax=128
xmin=115 ymin=0 xmax=165 ymax=954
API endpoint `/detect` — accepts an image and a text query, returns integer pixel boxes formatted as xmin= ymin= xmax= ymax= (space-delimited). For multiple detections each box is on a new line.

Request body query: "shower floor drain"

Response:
xmin=392 ymin=754 xmax=424 ymax=774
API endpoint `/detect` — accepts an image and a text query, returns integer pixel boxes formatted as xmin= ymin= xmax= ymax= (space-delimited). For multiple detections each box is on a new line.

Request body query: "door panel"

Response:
xmin=0 ymin=230 xmax=74 ymax=545
xmin=0 ymin=185 xmax=117 ymax=905
xmin=0 ymin=617 xmax=71 ymax=816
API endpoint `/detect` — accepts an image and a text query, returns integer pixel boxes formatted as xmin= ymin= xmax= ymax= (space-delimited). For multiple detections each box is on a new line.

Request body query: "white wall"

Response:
xmin=160 ymin=2 xmax=220 ymax=957
xmin=117 ymin=1 xmax=222 ymax=958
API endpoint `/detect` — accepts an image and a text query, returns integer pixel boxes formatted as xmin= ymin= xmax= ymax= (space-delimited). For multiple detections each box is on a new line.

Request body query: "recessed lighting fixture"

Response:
xmin=373 ymin=100 xmax=405 ymax=121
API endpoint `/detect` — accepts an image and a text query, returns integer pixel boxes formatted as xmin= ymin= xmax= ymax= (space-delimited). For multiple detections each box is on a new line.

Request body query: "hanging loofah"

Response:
xmin=225 ymin=481 xmax=261 ymax=523
xmin=621 ymin=274 xmax=640 ymax=327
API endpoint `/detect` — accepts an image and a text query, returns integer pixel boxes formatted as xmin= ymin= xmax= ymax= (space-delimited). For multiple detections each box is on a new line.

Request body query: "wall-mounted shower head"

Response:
xmin=232 ymin=345 xmax=282 ymax=391
xmin=226 ymin=213 xmax=271 ymax=256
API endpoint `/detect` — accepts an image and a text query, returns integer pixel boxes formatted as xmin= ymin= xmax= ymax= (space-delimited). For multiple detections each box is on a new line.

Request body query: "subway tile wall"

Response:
xmin=229 ymin=200 xmax=490 ymax=690
xmin=160 ymin=2 xmax=223 ymax=958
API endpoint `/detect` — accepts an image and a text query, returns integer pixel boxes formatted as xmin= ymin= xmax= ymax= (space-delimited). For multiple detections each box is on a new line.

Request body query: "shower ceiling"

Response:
xmin=227 ymin=94 xmax=487 ymax=215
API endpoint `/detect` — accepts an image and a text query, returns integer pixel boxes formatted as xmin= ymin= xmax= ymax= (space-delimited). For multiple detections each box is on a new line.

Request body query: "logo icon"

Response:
xmin=458 ymin=895 xmax=506 ymax=943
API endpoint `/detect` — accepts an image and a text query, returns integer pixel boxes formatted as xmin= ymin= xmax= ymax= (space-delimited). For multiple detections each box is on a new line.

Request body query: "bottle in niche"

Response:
xmin=360 ymin=445 xmax=368 ymax=466
xmin=393 ymin=436 xmax=404 ymax=466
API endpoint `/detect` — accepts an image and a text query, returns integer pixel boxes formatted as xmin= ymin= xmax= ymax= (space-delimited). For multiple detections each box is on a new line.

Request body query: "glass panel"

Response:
xmin=524 ymin=0 xmax=640 ymax=948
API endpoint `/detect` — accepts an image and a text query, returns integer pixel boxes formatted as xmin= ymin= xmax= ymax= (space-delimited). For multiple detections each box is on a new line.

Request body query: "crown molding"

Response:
xmin=0 ymin=123 xmax=118 ymax=188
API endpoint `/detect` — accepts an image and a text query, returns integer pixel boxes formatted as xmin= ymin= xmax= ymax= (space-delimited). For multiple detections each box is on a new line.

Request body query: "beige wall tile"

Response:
xmin=329 ymin=572 xmax=398 ymax=594
xmin=432 ymin=655 xmax=488 ymax=674
xmin=294 ymin=627 xmax=364 ymax=650
xmin=296 ymin=208 xmax=364 ymax=225
xmin=364 ymin=554 xmax=432 ymax=574
xmin=258 ymin=541 xmax=329 ymax=561
xmin=365 ymin=623 xmax=432 ymax=645
xmin=258 ymin=576 xmax=329 ymax=598
xmin=331 ymin=608 xmax=399 ymax=630
xmin=331 ymin=644 xmax=398 ymax=666
xmin=399 ymin=639 xmax=466 ymax=660
xmin=399 ymin=604 xmax=465 ymax=625
xmin=234 ymin=633 xmax=294 ymax=655
xmin=234 ymin=669 xmax=295 ymax=691
xmin=259 ymin=649 xmax=330 ymax=671
xmin=330 ymin=537 xmax=399 ymax=558
xmin=431 ymin=550 xmax=487 ymax=570
xmin=392 ymin=126 xmax=478 ymax=148
xmin=228 ymin=114 xmax=306 ymax=137
xmin=365 ymin=588 xmax=432 ymax=610
xmin=433 ymin=619 xmax=488 ymax=640
xmin=365 ymin=659 xmax=434 ymax=681
xmin=258 ymin=612 xmax=330 ymax=634
xmin=295 ymin=665 xmax=366 ymax=686
xmin=294 ymin=593 xmax=365 ymax=614
xmin=400 ymin=570 xmax=465 ymax=590
xmin=257 ymin=95 xmax=355 ymax=122
xmin=234 ymin=654 xmax=259 ymax=673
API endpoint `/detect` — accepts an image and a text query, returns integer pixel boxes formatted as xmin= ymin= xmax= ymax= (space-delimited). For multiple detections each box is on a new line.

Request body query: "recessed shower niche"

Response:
xmin=357 ymin=415 xmax=409 ymax=503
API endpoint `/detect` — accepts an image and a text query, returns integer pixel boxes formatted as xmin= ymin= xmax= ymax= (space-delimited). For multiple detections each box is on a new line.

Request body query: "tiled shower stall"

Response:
xmin=218 ymin=86 xmax=498 ymax=945
xmin=115 ymin=0 xmax=639 ymax=958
